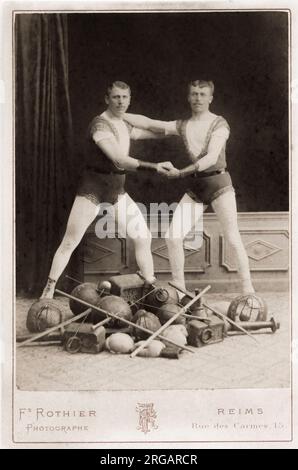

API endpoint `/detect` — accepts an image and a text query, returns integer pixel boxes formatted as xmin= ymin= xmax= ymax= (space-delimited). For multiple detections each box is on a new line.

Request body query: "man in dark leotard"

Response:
xmin=41 ymin=81 xmax=174 ymax=298
xmin=125 ymin=80 xmax=254 ymax=294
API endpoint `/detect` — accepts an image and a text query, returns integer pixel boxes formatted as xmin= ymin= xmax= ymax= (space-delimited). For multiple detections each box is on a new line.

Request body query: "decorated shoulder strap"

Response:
xmin=210 ymin=116 xmax=230 ymax=133
xmin=201 ymin=116 xmax=230 ymax=155
xmin=177 ymin=116 xmax=230 ymax=160
xmin=89 ymin=116 xmax=120 ymax=143
xmin=176 ymin=120 xmax=184 ymax=135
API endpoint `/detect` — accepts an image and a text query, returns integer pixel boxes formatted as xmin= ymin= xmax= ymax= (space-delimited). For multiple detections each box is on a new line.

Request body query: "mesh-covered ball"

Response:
xmin=133 ymin=310 xmax=161 ymax=340
xmin=26 ymin=299 xmax=63 ymax=333
xmin=227 ymin=294 xmax=268 ymax=322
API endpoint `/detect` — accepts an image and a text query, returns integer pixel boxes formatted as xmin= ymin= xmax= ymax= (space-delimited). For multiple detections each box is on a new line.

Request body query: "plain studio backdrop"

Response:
xmin=15 ymin=11 xmax=289 ymax=294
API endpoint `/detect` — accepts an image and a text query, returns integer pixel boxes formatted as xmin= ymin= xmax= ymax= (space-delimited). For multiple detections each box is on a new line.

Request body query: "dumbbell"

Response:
xmin=228 ymin=317 xmax=279 ymax=334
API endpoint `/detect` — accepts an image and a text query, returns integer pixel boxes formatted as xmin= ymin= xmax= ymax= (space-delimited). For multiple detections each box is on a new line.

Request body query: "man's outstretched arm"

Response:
xmin=132 ymin=129 xmax=165 ymax=140
xmin=93 ymin=134 xmax=174 ymax=174
xmin=125 ymin=113 xmax=177 ymax=135
xmin=167 ymin=134 xmax=228 ymax=178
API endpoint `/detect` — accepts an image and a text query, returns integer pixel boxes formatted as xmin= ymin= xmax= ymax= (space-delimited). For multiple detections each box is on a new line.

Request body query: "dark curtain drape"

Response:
xmin=16 ymin=14 xmax=80 ymax=295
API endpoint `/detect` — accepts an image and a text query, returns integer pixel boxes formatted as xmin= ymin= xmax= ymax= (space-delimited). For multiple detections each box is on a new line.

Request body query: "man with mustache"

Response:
xmin=125 ymin=80 xmax=254 ymax=294
xmin=40 ymin=81 xmax=174 ymax=298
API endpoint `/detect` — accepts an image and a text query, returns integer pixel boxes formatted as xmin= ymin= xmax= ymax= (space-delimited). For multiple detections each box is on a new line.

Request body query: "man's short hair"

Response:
xmin=106 ymin=81 xmax=131 ymax=97
xmin=188 ymin=80 xmax=215 ymax=95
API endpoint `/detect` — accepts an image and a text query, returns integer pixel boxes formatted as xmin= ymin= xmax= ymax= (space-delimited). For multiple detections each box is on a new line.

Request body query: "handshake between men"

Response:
xmin=156 ymin=161 xmax=181 ymax=179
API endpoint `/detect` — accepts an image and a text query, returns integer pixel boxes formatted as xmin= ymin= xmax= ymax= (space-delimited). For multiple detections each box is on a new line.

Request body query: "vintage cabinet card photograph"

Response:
xmin=0 ymin=0 xmax=297 ymax=448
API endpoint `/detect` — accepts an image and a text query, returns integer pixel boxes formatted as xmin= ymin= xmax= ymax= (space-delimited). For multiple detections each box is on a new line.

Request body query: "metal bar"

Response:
xmin=55 ymin=289 xmax=194 ymax=353
xmin=227 ymin=330 xmax=274 ymax=337
xmin=65 ymin=274 xmax=82 ymax=285
xmin=16 ymin=334 xmax=62 ymax=343
xmin=169 ymin=282 xmax=259 ymax=344
xmin=91 ymin=318 xmax=111 ymax=330
xmin=130 ymin=285 xmax=211 ymax=358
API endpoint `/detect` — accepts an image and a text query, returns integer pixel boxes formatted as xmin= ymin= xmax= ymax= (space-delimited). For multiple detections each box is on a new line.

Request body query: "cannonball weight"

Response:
xmin=97 ymin=295 xmax=132 ymax=327
xmin=162 ymin=324 xmax=188 ymax=347
xmin=26 ymin=299 xmax=63 ymax=333
xmin=133 ymin=310 xmax=161 ymax=340
xmin=133 ymin=309 xmax=148 ymax=321
xmin=69 ymin=282 xmax=102 ymax=316
xmin=157 ymin=303 xmax=186 ymax=325
xmin=97 ymin=280 xmax=112 ymax=296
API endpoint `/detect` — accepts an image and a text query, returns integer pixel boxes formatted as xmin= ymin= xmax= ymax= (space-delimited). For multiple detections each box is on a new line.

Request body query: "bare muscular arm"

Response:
xmin=94 ymin=135 xmax=174 ymax=173
xmin=124 ymin=113 xmax=171 ymax=134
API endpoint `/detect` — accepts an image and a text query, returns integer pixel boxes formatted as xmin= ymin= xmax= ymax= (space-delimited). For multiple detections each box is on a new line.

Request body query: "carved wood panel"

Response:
xmin=83 ymin=213 xmax=290 ymax=292
xmin=220 ymin=230 xmax=289 ymax=272
xmin=151 ymin=231 xmax=211 ymax=274
xmin=82 ymin=233 xmax=129 ymax=275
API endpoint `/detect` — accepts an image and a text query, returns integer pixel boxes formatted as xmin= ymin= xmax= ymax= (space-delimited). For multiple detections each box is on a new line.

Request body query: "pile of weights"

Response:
xmin=26 ymin=274 xmax=225 ymax=357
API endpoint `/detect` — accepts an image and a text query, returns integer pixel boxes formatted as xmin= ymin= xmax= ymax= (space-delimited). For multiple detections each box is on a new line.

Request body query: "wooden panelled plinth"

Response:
xmin=83 ymin=212 xmax=289 ymax=293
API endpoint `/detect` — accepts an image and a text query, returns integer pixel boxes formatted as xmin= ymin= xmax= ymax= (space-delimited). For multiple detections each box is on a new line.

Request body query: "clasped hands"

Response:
xmin=157 ymin=161 xmax=180 ymax=179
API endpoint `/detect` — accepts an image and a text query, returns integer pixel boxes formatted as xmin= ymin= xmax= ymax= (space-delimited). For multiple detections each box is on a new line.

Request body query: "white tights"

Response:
xmin=41 ymin=193 xmax=154 ymax=298
xmin=164 ymin=191 xmax=254 ymax=294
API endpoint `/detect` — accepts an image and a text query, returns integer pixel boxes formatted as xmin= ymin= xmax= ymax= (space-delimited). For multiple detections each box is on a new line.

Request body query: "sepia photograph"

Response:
xmin=1 ymin=0 xmax=296 ymax=448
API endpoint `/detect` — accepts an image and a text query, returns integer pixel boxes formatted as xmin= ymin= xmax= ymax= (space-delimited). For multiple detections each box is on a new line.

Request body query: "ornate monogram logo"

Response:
xmin=136 ymin=402 xmax=158 ymax=434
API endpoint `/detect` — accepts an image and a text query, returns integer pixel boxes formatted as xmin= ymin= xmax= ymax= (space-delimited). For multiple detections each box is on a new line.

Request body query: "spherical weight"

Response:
xmin=133 ymin=310 xmax=161 ymax=340
xmin=97 ymin=295 xmax=132 ymax=327
xmin=69 ymin=282 xmax=101 ymax=316
xmin=97 ymin=280 xmax=112 ymax=295
xmin=157 ymin=303 xmax=186 ymax=325
xmin=162 ymin=324 xmax=188 ymax=347
xmin=227 ymin=294 xmax=268 ymax=322
xmin=26 ymin=299 xmax=63 ymax=333
xmin=133 ymin=309 xmax=149 ymax=321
